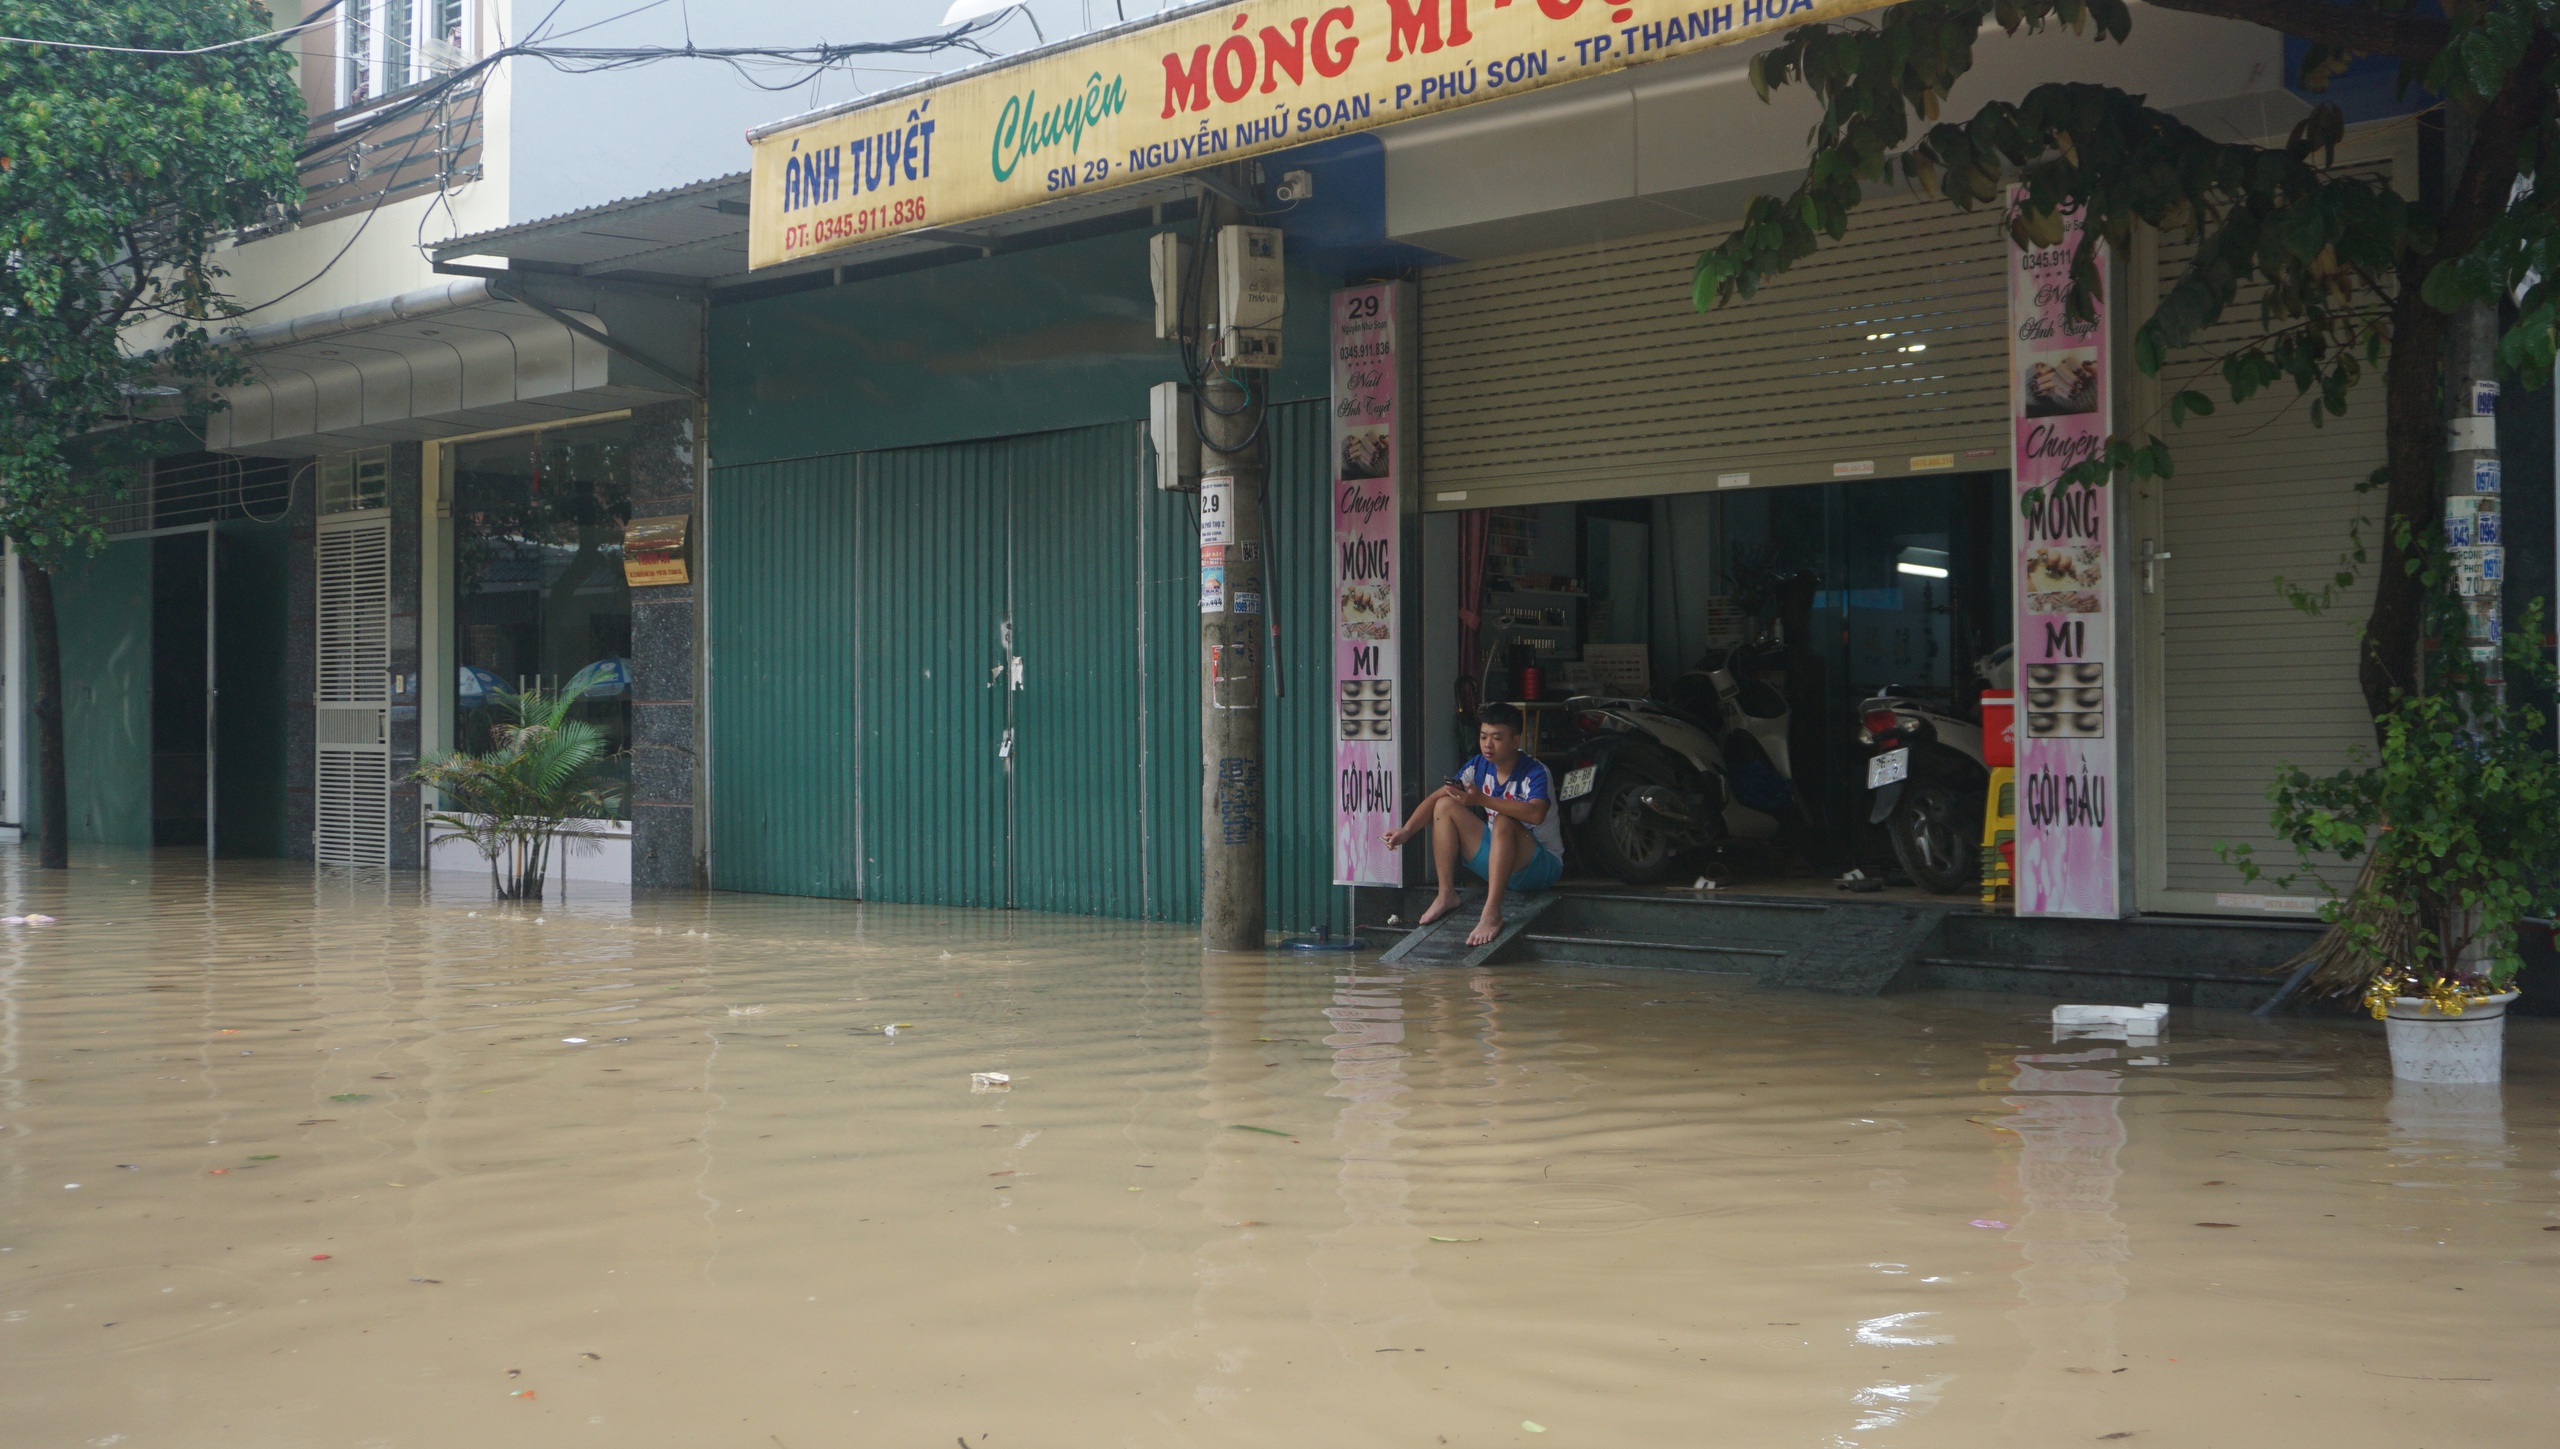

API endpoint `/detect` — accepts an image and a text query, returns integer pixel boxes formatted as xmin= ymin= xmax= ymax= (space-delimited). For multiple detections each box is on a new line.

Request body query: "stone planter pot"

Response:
xmin=2384 ymin=992 xmax=2520 ymax=1084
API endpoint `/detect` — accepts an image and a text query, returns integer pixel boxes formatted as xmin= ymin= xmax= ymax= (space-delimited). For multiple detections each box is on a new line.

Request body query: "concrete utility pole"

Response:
xmin=1197 ymin=191 xmax=1267 ymax=952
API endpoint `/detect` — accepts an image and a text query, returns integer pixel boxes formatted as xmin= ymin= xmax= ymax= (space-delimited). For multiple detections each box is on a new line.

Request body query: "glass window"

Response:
xmin=446 ymin=418 xmax=635 ymax=816
xmin=319 ymin=449 xmax=389 ymax=514
xmin=342 ymin=0 xmax=466 ymax=107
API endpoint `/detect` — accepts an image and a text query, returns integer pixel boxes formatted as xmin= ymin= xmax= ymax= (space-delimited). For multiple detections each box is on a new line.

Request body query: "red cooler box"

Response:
xmin=1980 ymin=691 xmax=2015 ymax=767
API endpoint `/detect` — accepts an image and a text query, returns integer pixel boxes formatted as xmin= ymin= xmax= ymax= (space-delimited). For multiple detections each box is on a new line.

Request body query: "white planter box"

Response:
xmin=428 ymin=816 xmax=632 ymax=888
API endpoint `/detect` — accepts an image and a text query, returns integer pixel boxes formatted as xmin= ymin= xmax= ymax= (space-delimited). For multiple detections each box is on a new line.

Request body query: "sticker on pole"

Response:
xmin=1200 ymin=474 xmax=1235 ymax=546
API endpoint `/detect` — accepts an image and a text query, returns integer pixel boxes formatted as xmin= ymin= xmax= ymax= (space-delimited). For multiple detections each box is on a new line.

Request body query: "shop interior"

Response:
xmin=1453 ymin=471 xmax=2012 ymax=884
xmin=445 ymin=417 xmax=637 ymax=812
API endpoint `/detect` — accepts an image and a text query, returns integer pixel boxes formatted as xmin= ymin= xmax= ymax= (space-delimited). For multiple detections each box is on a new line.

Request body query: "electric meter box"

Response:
xmin=1216 ymin=225 xmax=1285 ymax=368
xmin=1148 ymin=231 xmax=1191 ymax=341
xmin=1148 ymin=381 xmax=1199 ymax=492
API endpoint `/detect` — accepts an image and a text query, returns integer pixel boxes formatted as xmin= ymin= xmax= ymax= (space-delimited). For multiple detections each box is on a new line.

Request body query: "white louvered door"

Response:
xmin=1418 ymin=194 xmax=2012 ymax=508
xmin=315 ymin=511 xmax=391 ymax=865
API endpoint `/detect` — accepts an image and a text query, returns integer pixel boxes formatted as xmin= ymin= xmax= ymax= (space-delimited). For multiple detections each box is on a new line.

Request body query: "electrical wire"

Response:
xmin=0 ymin=0 xmax=349 ymax=54
xmin=301 ymin=9 xmax=1021 ymax=167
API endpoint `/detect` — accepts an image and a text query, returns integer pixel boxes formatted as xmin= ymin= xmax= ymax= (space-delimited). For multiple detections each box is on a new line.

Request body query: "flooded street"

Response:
xmin=2 ymin=855 xmax=2556 ymax=1447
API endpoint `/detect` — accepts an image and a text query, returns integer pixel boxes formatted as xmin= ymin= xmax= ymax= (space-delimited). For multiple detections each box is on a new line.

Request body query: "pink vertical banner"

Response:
xmin=2010 ymin=197 xmax=2119 ymax=917
xmin=1332 ymin=283 xmax=1402 ymax=886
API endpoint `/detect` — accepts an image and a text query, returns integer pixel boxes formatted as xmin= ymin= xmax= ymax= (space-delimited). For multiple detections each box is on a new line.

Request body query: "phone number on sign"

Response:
xmin=783 ymin=197 xmax=926 ymax=251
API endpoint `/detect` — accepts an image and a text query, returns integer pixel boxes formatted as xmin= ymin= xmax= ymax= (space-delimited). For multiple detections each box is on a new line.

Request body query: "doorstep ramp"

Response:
xmin=1376 ymin=892 xmax=1558 ymax=969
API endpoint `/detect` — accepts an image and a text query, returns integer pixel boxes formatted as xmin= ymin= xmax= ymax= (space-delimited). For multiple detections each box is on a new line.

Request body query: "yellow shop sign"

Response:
xmin=745 ymin=0 xmax=1885 ymax=270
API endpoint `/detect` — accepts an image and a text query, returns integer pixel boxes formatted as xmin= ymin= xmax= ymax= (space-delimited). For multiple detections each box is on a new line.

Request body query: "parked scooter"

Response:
xmin=1858 ymin=645 xmax=2010 ymax=894
xmin=1549 ymin=636 xmax=1811 ymax=885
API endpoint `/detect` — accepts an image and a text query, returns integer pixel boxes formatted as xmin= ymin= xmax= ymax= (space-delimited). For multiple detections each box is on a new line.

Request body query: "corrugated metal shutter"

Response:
xmin=856 ymin=440 xmax=1013 ymax=908
xmin=703 ymin=453 xmax=863 ymax=899
xmin=314 ymin=513 xmax=390 ymax=866
xmin=1419 ymin=194 xmax=2011 ymax=508
xmin=709 ymin=409 xmax=1345 ymax=933
xmin=2151 ymin=238 xmax=2381 ymax=909
xmin=1261 ymin=400 xmax=1350 ymax=937
xmin=1012 ymin=425 xmax=1146 ymax=916
xmin=1138 ymin=443 xmax=1204 ymax=923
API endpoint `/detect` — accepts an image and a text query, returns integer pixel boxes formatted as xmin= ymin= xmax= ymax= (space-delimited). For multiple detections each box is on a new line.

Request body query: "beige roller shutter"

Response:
xmin=2139 ymin=158 xmax=2394 ymax=914
xmin=1418 ymin=194 xmax=2011 ymax=508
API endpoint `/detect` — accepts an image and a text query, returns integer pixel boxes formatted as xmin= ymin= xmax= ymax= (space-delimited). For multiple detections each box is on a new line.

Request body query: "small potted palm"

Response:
xmin=2233 ymin=597 xmax=2560 ymax=1081
xmin=414 ymin=670 xmax=626 ymax=901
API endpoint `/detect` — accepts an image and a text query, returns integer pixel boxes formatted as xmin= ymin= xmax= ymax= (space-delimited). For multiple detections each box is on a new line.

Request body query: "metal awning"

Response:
xmin=205 ymin=278 xmax=691 ymax=455
xmin=430 ymin=168 xmax=1207 ymax=290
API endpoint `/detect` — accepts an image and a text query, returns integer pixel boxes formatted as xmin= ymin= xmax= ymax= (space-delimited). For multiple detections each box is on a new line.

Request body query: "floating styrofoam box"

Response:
xmin=2052 ymin=1003 xmax=2168 ymax=1032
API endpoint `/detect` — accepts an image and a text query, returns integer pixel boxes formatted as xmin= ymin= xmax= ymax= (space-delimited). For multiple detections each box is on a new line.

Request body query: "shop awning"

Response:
xmin=205 ymin=277 xmax=693 ymax=455
xmin=429 ymin=166 xmax=1209 ymax=291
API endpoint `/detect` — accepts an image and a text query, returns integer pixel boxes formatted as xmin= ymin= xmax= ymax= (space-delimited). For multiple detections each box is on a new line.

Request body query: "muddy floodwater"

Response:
xmin=3 ymin=856 xmax=2557 ymax=1447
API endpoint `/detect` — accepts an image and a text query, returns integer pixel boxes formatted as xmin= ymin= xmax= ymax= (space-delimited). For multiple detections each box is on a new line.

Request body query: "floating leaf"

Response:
xmin=329 ymin=1093 xmax=370 ymax=1102
xmin=1229 ymin=1125 xmax=1293 ymax=1138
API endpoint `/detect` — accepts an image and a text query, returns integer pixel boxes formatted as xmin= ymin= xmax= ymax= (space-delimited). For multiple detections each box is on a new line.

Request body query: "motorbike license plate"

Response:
xmin=1560 ymin=765 xmax=1597 ymax=801
xmin=1867 ymin=748 xmax=1910 ymax=788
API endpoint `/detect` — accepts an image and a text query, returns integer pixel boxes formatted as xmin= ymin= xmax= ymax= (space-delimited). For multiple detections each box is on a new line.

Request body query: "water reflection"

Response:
xmin=1998 ymin=1044 xmax=2130 ymax=1433
xmin=1310 ymin=971 xmax=1434 ymax=1349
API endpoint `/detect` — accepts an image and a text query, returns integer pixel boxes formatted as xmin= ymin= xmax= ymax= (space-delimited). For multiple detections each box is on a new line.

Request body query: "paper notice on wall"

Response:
xmin=1332 ymin=282 xmax=1403 ymax=887
xmin=2010 ymin=195 xmax=2119 ymax=918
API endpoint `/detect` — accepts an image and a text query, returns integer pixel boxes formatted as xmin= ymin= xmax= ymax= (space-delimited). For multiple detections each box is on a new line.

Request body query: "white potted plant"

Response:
xmin=413 ymin=673 xmax=625 ymax=901
xmin=2233 ymin=600 xmax=2559 ymax=1082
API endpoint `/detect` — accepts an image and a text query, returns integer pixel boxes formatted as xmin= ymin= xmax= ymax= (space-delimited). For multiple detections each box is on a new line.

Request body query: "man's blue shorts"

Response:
xmin=1466 ymin=825 xmax=1563 ymax=892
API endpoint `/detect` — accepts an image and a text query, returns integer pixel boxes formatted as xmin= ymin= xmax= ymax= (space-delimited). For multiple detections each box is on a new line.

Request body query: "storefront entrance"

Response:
xmin=1452 ymin=470 xmax=2011 ymax=882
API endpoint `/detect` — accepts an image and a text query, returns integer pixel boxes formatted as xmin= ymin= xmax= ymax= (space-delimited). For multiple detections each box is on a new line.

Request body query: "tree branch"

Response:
xmin=2138 ymin=0 xmax=2450 ymax=60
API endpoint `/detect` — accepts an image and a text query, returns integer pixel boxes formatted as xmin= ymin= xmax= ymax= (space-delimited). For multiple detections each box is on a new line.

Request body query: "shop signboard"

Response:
xmin=1333 ymin=282 xmax=1403 ymax=886
xmin=746 ymin=0 xmax=1889 ymax=270
xmin=2009 ymin=196 xmax=2118 ymax=917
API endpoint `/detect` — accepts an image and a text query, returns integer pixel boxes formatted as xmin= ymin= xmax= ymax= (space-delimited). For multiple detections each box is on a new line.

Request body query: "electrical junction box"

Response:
xmin=1148 ymin=231 xmax=1191 ymax=341
xmin=1216 ymin=224 xmax=1285 ymax=368
xmin=1148 ymin=381 xmax=1199 ymax=492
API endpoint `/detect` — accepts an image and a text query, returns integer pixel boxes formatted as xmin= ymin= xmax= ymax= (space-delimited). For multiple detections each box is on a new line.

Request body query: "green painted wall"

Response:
xmin=709 ymin=228 xmax=1334 ymax=469
xmin=708 ymin=404 xmax=1347 ymax=934
xmin=48 ymin=541 xmax=153 ymax=849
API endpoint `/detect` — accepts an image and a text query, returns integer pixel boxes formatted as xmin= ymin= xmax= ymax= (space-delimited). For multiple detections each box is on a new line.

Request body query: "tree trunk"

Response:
xmin=2361 ymin=286 xmax=2447 ymax=727
xmin=20 ymin=556 xmax=68 ymax=870
xmin=2359 ymin=39 xmax=2554 ymax=728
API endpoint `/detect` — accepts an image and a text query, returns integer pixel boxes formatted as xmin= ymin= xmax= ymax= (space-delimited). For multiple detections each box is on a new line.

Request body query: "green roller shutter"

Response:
xmin=857 ymin=441 xmax=1013 ymax=907
xmin=709 ymin=406 xmax=1345 ymax=934
xmin=48 ymin=540 xmax=154 ymax=848
xmin=703 ymin=453 xmax=864 ymax=900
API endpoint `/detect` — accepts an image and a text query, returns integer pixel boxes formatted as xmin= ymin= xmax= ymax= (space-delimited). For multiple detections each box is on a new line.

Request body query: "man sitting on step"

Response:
xmin=1383 ymin=702 xmax=1566 ymax=947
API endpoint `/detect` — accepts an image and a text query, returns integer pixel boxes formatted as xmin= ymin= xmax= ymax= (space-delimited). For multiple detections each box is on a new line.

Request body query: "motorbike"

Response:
xmin=1548 ymin=637 xmax=1812 ymax=885
xmin=1858 ymin=645 xmax=2010 ymax=894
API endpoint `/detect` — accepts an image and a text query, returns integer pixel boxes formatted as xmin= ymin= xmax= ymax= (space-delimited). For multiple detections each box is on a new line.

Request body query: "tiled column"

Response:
xmin=627 ymin=400 xmax=702 ymax=888
xmin=387 ymin=442 xmax=424 ymax=867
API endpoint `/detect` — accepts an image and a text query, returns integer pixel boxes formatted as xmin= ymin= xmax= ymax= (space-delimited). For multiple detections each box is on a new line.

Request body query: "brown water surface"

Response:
xmin=3 ymin=854 xmax=2556 ymax=1447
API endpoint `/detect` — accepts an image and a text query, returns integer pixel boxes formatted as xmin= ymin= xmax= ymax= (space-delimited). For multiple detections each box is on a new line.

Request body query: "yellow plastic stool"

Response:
xmin=1980 ymin=766 xmax=2015 ymax=907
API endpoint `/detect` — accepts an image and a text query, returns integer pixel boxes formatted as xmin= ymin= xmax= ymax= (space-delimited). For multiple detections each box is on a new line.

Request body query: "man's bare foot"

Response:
xmin=1466 ymin=910 xmax=1503 ymax=948
xmin=1417 ymin=894 xmax=1462 ymax=927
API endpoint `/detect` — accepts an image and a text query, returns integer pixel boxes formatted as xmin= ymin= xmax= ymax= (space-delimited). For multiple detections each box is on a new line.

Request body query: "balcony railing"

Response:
xmin=287 ymin=67 xmax=485 ymax=231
